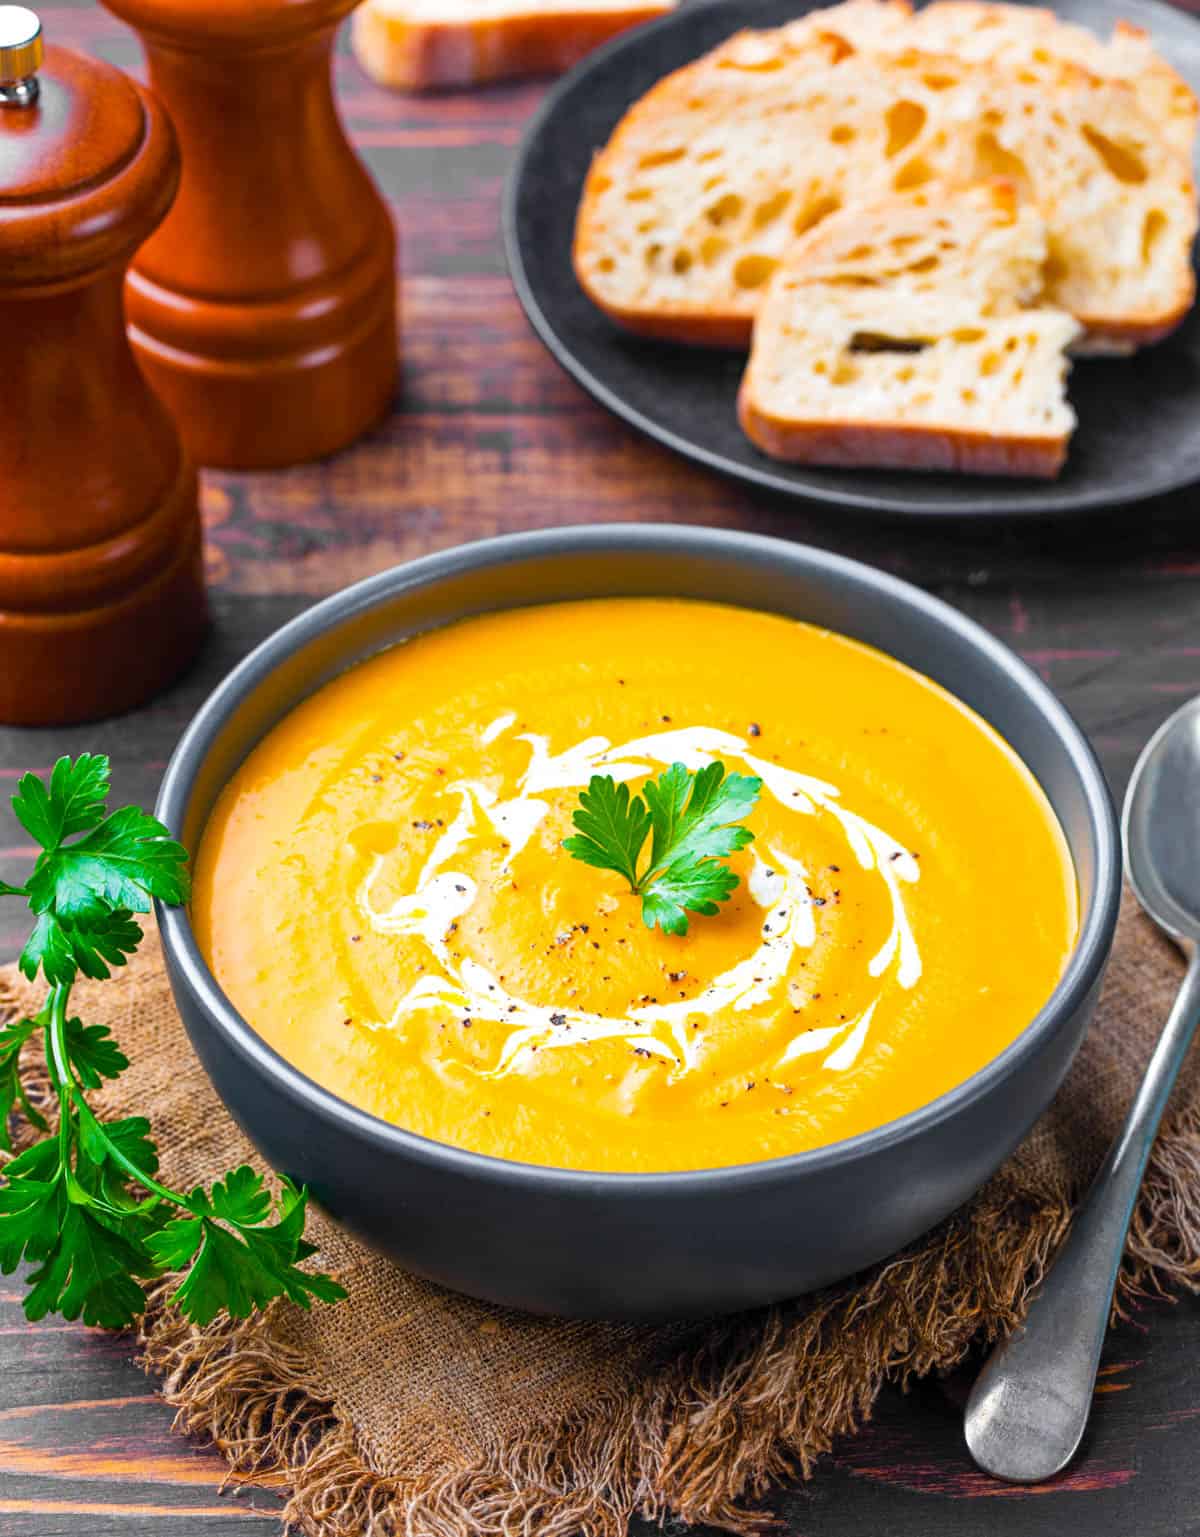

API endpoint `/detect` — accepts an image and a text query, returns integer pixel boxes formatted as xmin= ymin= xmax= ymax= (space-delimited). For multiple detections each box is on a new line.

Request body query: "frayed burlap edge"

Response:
xmin=5 ymin=973 xmax=1200 ymax=1537
xmin=140 ymin=1113 xmax=1200 ymax=1537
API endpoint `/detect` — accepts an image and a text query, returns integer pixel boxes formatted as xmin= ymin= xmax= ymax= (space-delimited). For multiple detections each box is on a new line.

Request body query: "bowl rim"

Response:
xmin=156 ymin=523 xmax=1122 ymax=1194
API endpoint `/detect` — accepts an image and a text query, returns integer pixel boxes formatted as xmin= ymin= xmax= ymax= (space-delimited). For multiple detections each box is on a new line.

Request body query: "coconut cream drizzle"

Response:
xmin=355 ymin=723 xmax=921 ymax=1079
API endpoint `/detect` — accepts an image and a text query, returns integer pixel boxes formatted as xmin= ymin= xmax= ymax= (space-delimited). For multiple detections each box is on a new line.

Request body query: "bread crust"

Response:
xmin=1070 ymin=296 xmax=1196 ymax=351
xmin=353 ymin=1 xmax=672 ymax=91
xmin=576 ymin=285 xmax=1197 ymax=354
xmin=572 ymin=258 xmax=756 ymax=348
xmin=737 ymin=378 xmax=1068 ymax=479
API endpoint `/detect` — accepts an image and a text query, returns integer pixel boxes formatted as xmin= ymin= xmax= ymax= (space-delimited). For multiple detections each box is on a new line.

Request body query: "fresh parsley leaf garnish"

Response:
xmin=148 ymin=1169 xmax=345 ymax=1326
xmin=560 ymin=777 xmax=651 ymax=890
xmin=0 ymin=1015 xmax=45 ymax=1154
xmin=563 ymin=759 xmax=762 ymax=936
xmin=0 ymin=755 xmax=346 ymax=1329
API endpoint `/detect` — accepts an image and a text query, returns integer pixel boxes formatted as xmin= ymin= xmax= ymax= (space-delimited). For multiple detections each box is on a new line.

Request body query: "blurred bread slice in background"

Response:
xmin=574 ymin=0 xmax=1197 ymax=351
xmin=738 ymin=183 xmax=1081 ymax=477
xmin=908 ymin=2 xmax=1198 ymax=156
xmin=353 ymin=0 xmax=675 ymax=91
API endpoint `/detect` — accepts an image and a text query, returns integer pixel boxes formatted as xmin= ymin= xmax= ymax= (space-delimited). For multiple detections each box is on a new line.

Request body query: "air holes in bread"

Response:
xmin=638 ymin=147 xmax=686 ymax=170
xmin=818 ymin=30 xmax=854 ymax=64
xmin=974 ymin=132 xmax=1029 ymax=184
xmin=673 ymin=249 xmax=693 ymax=274
xmin=794 ymin=194 xmax=841 ymax=236
xmin=706 ymin=192 xmax=744 ymax=226
xmin=733 ymin=253 xmax=778 ymax=288
xmin=1043 ymin=243 xmax=1069 ymax=289
xmin=700 ymin=235 xmax=728 ymax=266
xmin=885 ymin=100 xmax=926 ymax=157
xmin=894 ymin=157 xmax=934 ymax=190
xmin=849 ymin=332 xmax=927 ymax=352
xmin=754 ymin=190 xmax=791 ymax=228
xmin=831 ymin=124 xmax=856 ymax=143
xmin=1082 ymin=125 xmax=1147 ymax=183
xmin=1143 ymin=208 xmax=1168 ymax=263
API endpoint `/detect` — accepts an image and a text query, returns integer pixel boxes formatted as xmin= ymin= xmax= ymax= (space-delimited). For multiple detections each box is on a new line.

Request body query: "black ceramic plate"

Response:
xmin=505 ymin=0 xmax=1200 ymax=517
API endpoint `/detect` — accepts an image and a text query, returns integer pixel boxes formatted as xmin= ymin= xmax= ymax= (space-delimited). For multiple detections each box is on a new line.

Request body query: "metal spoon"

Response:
xmin=964 ymin=693 xmax=1200 ymax=1484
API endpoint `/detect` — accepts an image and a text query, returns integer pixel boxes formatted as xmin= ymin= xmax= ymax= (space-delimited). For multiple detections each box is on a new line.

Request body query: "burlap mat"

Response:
xmin=3 ymin=888 xmax=1199 ymax=1536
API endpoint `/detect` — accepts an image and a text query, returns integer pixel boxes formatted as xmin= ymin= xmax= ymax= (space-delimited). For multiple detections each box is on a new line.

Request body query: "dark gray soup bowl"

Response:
xmin=156 ymin=524 xmax=1121 ymax=1320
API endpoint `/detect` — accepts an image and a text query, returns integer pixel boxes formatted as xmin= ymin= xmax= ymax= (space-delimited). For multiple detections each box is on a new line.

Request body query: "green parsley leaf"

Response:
xmin=561 ymin=775 xmax=651 ymax=890
xmin=24 ymin=1199 xmax=155 ymax=1328
xmin=26 ymin=805 xmax=190 ymax=925
xmin=563 ymin=759 xmax=762 ymax=935
xmin=13 ymin=755 xmax=110 ymax=850
xmin=639 ymin=858 xmax=742 ymax=938
xmin=0 ymin=755 xmax=345 ymax=1332
xmin=62 ymin=1018 xmax=130 ymax=1090
xmin=0 ymin=1148 xmax=61 ymax=1272
xmin=643 ymin=760 xmax=760 ymax=874
xmin=0 ymin=1015 xmax=44 ymax=1153
xmin=18 ymin=909 xmax=144 ymax=987
xmin=148 ymin=1171 xmax=348 ymax=1326
xmin=77 ymin=1114 xmax=160 ymax=1209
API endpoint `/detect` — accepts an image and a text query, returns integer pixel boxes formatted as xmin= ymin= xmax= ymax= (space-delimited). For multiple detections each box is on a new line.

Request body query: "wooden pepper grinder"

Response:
xmin=102 ymin=0 xmax=398 ymax=470
xmin=0 ymin=6 xmax=207 ymax=726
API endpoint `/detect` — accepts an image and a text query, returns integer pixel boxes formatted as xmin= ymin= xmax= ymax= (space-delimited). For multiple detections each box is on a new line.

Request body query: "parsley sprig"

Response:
xmin=563 ymin=760 xmax=762 ymax=936
xmin=0 ymin=755 xmax=346 ymax=1329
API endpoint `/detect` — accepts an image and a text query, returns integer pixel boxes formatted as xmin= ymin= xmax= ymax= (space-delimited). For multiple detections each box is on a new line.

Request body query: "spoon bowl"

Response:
xmin=1124 ymin=695 xmax=1200 ymax=950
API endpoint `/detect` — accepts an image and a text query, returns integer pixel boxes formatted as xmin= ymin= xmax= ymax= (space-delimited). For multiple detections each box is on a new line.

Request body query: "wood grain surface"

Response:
xmin=4 ymin=3 xmax=1200 ymax=1533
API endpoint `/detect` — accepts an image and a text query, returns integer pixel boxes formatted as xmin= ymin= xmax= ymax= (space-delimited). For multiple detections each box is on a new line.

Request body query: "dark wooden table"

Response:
xmin=5 ymin=4 xmax=1200 ymax=1533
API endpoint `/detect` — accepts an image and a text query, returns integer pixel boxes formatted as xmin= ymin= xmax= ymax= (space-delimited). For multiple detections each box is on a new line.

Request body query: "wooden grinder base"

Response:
xmin=0 ymin=40 xmax=207 ymax=726
xmin=104 ymin=0 xmax=398 ymax=471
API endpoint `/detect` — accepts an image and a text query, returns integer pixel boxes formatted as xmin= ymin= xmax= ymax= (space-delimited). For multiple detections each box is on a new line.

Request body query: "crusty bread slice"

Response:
xmin=352 ymin=0 xmax=674 ymax=91
xmin=908 ymin=2 xmax=1198 ymax=158
xmin=574 ymin=9 xmax=1197 ymax=349
xmin=738 ymin=184 xmax=1081 ymax=478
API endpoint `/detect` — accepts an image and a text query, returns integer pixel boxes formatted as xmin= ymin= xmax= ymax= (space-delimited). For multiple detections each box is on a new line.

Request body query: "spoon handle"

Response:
xmin=964 ymin=949 xmax=1200 ymax=1484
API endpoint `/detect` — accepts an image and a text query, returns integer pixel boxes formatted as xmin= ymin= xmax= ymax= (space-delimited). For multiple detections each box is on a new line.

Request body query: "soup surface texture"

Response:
xmin=194 ymin=599 xmax=1078 ymax=1173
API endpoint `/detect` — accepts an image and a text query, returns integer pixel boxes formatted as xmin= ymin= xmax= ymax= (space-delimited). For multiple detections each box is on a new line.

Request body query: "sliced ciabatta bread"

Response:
xmin=574 ymin=11 xmax=1197 ymax=349
xmin=738 ymin=184 xmax=1081 ymax=478
xmin=908 ymin=2 xmax=1198 ymax=157
xmin=353 ymin=0 xmax=675 ymax=91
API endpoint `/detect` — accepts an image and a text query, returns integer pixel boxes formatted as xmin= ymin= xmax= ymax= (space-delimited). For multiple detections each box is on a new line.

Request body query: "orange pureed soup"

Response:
xmin=194 ymin=599 xmax=1078 ymax=1173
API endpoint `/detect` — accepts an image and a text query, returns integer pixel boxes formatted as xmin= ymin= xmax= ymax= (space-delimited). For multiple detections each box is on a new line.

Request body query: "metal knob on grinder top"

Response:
xmin=0 ymin=5 xmax=43 ymax=103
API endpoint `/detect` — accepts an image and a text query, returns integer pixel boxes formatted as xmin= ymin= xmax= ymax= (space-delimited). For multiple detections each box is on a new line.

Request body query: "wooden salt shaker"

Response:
xmin=102 ymin=0 xmax=398 ymax=470
xmin=0 ymin=6 xmax=207 ymax=726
